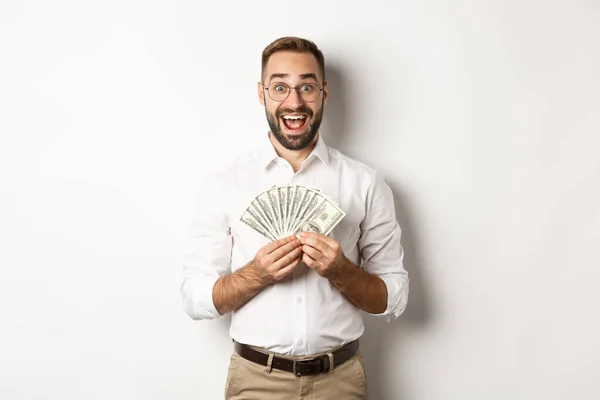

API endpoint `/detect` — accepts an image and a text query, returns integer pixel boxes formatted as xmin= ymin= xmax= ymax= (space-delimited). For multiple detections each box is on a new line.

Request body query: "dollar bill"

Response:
xmin=240 ymin=184 xmax=345 ymax=241
xmin=293 ymin=196 xmax=345 ymax=236
xmin=289 ymin=189 xmax=324 ymax=235
xmin=249 ymin=201 xmax=277 ymax=238
xmin=285 ymin=185 xmax=294 ymax=234
xmin=276 ymin=185 xmax=288 ymax=237
xmin=266 ymin=187 xmax=283 ymax=237
xmin=255 ymin=191 xmax=280 ymax=238
xmin=240 ymin=208 xmax=276 ymax=241
xmin=287 ymin=185 xmax=304 ymax=235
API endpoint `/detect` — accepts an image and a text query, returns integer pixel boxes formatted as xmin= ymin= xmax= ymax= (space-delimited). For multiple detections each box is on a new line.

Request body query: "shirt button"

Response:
xmin=299 ymin=340 xmax=303 ymax=345
xmin=297 ymin=297 xmax=302 ymax=303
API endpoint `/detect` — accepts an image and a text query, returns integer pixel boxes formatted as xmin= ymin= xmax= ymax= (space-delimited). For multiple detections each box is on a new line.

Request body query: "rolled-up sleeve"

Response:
xmin=181 ymin=173 xmax=232 ymax=320
xmin=359 ymin=170 xmax=409 ymax=322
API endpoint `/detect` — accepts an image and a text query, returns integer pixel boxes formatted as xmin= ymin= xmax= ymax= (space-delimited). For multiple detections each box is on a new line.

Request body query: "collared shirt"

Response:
xmin=181 ymin=133 xmax=409 ymax=356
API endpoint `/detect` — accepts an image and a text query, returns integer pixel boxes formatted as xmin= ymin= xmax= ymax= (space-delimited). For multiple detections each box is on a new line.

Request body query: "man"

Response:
xmin=181 ymin=36 xmax=409 ymax=399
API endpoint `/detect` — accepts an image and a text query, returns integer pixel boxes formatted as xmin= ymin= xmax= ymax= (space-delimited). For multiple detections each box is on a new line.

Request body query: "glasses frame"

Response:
xmin=261 ymin=81 xmax=324 ymax=103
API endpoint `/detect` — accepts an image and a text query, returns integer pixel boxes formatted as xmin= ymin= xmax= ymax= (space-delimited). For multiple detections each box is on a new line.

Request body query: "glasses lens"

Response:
xmin=266 ymin=82 xmax=321 ymax=102
xmin=268 ymin=83 xmax=290 ymax=101
xmin=297 ymin=83 xmax=319 ymax=102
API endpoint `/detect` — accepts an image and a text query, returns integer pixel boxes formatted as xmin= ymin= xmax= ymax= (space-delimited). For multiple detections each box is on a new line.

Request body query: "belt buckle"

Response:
xmin=292 ymin=358 xmax=322 ymax=377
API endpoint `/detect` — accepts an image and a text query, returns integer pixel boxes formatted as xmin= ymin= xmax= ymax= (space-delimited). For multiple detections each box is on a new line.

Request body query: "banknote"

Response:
xmin=240 ymin=208 xmax=277 ymax=241
xmin=241 ymin=184 xmax=345 ymax=241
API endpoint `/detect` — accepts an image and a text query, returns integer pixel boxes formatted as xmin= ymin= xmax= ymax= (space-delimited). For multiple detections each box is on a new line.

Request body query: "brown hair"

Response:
xmin=261 ymin=36 xmax=325 ymax=83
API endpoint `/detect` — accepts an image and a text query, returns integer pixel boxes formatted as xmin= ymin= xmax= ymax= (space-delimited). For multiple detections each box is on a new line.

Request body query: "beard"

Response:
xmin=266 ymin=102 xmax=324 ymax=151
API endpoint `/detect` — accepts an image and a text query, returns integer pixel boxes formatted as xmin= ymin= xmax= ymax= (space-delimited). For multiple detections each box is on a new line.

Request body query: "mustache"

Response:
xmin=276 ymin=107 xmax=313 ymax=118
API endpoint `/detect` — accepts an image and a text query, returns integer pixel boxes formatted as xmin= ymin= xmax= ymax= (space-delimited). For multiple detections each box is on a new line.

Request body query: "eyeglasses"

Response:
xmin=262 ymin=82 xmax=324 ymax=103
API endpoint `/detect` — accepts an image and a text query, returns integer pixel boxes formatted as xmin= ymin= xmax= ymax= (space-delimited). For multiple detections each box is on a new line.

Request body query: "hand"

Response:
xmin=252 ymin=236 xmax=303 ymax=285
xmin=298 ymin=232 xmax=344 ymax=278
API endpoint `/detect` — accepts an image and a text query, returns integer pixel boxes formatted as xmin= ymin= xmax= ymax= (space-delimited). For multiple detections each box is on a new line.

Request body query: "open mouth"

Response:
xmin=281 ymin=114 xmax=308 ymax=132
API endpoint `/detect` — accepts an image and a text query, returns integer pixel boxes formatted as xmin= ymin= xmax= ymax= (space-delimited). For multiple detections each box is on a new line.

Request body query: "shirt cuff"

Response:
xmin=182 ymin=273 xmax=221 ymax=320
xmin=370 ymin=275 xmax=407 ymax=322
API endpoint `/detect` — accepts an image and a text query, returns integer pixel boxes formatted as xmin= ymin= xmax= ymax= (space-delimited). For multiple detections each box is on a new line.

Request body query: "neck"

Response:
xmin=269 ymin=132 xmax=319 ymax=173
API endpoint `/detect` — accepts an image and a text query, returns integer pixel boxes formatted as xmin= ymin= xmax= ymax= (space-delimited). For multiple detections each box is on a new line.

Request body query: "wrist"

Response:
xmin=328 ymin=256 xmax=354 ymax=283
xmin=245 ymin=259 xmax=271 ymax=288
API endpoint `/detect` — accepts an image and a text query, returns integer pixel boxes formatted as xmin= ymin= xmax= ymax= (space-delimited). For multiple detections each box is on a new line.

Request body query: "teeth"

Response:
xmin=283 ymin=115 xmax=306 ymax=120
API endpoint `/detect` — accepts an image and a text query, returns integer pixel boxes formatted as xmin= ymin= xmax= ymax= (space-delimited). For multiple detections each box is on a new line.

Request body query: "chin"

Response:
xmin=283 ymin=130 xmax=309 ymax=141
xmin=282 ymin=129 xmax=314 ymax=147
xmin=268 ymin=116 xmax=320 ymax=151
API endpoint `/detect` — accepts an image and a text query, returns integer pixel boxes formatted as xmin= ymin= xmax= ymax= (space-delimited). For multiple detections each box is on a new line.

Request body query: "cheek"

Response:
xmin=309 ymin=106 xmax=322 ymax=120
xmin=266 ymin=105 xmax=278 ymax=119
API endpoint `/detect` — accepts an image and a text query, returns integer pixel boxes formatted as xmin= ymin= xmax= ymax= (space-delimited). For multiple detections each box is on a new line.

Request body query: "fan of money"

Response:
xmin=240 ymin=184 xmax=345 ymax=241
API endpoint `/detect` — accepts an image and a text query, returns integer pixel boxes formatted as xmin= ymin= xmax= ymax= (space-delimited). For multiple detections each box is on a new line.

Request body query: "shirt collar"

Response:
xmin=258 ymin=133 xmax=280 ymax=168
xmin=259 ymin=132 xmax=331 ymax=169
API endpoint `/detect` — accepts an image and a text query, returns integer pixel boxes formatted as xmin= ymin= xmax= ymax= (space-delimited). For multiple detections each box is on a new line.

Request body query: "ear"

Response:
xmin=258 ymin=82 xmax=265 ymax=106
xmin=323 ymin=81 xmax=329 ymax=105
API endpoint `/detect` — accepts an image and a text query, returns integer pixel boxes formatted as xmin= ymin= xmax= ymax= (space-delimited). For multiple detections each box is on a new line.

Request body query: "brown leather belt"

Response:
xmin=233 ymin=339 xmax=359 ymax=377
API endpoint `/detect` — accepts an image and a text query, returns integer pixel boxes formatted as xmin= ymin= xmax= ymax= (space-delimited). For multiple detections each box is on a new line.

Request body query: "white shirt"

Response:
xmin=181 ymin=133 xmax=409 ymax=356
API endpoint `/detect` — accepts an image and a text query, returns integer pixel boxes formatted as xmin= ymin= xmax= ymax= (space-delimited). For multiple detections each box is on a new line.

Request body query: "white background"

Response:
xmin=1 ymin=1 xmax=599 ymax=399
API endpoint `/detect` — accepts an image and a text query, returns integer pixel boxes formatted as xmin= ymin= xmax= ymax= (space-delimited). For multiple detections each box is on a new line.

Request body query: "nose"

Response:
xmin=284 ymin=87 xmax=304 ymax=108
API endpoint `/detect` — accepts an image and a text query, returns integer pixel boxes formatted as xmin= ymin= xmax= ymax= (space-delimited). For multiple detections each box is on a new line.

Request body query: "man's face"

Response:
xmin=258 ymin=51 xmax=328 ymax=151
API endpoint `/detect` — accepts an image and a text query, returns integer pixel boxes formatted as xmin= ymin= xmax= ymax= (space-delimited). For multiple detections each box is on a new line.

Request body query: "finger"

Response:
xmin=299 ymin=231 xmax=325 ymax=241
xmin=301 ymin=232 xmax=342 ymax=257
xmin=300 ymin=232 xmax=340 ymax=247
xmin=302 ymin=253 xmax=320 ymax=269
xmin=302 ymin=244 xmax=326 ymax=262
xmin=299 ymin=235 xmax=335 ymax=258
xmin=300 ymin=237 xmax=330 ymax=256
xmin=272 ymin=247 xmax=304 ymax=270
xmin=270 ymin=238 xmax=302 ymax=262
xmin=273 ymin=257 xmax=302 ymax=281
xmin=262 ymin=235 xmax=300 ymax=254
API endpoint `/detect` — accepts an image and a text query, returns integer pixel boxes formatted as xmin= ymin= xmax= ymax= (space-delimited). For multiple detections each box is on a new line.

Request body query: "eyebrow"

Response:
xmin=268 ymin=73 xmax=319 ymax=82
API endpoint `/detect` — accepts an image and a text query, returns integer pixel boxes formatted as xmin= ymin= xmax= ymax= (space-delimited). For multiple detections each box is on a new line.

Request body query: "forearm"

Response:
xmin=212 ymin=261 xmax=268 ymax=315
xmin=329 ymin=257 xmax=388 ymax=314
xmin=213 ymin=236 xmax=304 ymax=315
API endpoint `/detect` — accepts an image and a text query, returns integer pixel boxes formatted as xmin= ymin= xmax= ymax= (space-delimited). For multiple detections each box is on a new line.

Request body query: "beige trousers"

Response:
xmin=224 ymin=350 xmax=369 ymax=399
